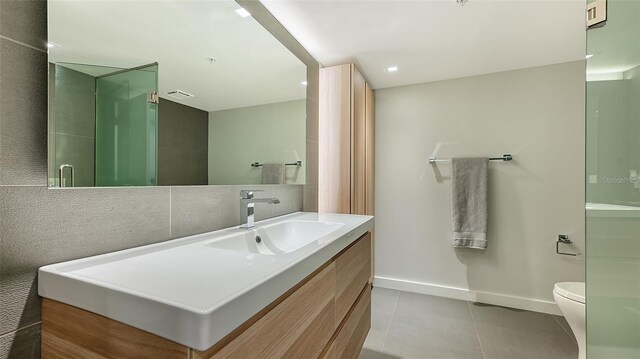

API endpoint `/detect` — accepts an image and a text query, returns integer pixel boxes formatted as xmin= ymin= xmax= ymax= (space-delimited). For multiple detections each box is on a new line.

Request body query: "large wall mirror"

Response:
xmin=47 ymin=0 xmax=307 ymax=187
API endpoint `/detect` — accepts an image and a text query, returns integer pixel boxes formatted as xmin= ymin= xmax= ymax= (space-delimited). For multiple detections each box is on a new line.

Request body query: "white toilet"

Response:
xmin=554 ymin=282 xmax=585 ymax=359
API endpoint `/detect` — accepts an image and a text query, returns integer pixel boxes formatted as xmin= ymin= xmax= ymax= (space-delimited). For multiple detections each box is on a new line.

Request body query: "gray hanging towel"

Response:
xmin=451 ymin=157 xmax=489 ymax=249
xmin=261 ymin=163 xmax=285 ymax=184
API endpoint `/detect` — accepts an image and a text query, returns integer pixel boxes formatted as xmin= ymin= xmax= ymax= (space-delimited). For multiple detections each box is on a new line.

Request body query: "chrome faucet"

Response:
xmin=239 ymin=190 xmax=280 ymax=229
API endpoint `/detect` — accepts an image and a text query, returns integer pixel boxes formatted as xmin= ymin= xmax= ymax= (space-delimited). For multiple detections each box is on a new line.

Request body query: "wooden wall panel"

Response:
xmin=41 ymin=299 xmax=189 ymax=359
xmin=335 ymin=233 xmax=371 ymax=324
xmin=364 ymin=83 xmax=375 ymax=217
xmin=365 ymin=83 xmax=375 ymax=281
xmin=319 ymin=64 xmax=352 ymax=214
xmin=351 ymin=65 xmax=367 ymax=215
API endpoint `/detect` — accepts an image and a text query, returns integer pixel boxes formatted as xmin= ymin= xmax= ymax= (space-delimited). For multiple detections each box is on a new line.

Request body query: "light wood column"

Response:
xmin=319 ymin=63 xmax=376 ymax=281
xmin=351 ymin=64 xmax=367 ymax=215
xmin=319 ymin=64 xmax=352 ymax=213
xmin=365 ymin=82 xmax=375 ymax=282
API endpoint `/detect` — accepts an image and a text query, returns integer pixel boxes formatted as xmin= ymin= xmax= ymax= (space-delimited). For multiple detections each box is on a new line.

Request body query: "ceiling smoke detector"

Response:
xmin=456 ymin=0 xmax=468 ymax=5
xmin=166 ymin=90 xmax=194 ymax=100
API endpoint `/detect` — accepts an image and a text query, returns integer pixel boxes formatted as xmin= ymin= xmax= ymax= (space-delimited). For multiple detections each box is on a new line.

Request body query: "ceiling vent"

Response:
xmin=166 ymin=90 xmax=194 ymax=100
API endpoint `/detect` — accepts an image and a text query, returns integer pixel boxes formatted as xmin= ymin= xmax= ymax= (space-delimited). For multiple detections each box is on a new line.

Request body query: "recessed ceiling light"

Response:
xmin=586 ymin=54 xmax=594 ymax=59
xmin=301 ymin=81 xmax=308 ymax=86
xmin=235 ymin=8 xmax=251 ymax=18
xmin=385 ymin=66 xmax=399 ymax=73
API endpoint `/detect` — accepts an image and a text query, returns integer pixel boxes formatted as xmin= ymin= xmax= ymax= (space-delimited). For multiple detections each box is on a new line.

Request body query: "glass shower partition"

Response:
xmin=586 ymin=0 xmax=640 ymax=357
xmin=95 ymin=63 xmax=159 ymax=186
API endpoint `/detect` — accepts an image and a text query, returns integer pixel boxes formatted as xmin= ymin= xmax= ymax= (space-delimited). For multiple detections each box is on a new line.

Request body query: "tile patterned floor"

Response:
xmin=360 ymin=287 xmax=578 ymax=359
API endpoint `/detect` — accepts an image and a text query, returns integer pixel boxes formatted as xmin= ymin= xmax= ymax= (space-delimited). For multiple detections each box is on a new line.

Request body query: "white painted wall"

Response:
xmin=374 ymin=61 xmax=585 ymax=314
xmin=208 ymin=100 xmax=306 ymax=185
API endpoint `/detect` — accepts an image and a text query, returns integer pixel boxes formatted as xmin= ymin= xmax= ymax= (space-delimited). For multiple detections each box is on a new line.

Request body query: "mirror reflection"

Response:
xmin=47 ymin=0 xmax=307 ymax=187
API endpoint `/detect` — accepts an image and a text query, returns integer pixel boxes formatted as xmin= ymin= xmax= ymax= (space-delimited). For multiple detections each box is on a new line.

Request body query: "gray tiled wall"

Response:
xmin=158 ymin=99 xmax=209 ymax=186
xmin=0 ymin=1 xmax=313 ymax=357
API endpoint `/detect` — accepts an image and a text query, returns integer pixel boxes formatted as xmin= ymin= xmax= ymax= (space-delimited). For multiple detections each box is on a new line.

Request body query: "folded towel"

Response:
xmin=261 ymin=163 xmax=285 ymax=184
xmin=451 ymin=157 xmax=489 ymax=249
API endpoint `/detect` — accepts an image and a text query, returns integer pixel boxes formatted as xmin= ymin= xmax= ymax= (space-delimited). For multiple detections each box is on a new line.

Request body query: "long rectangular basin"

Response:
xmin=205 ymin=220 xmax=344 ymax=255
xmin=38 ymin=212 xmax=374 ymax=351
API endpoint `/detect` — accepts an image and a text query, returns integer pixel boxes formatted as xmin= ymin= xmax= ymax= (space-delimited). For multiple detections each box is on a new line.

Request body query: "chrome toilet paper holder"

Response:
xmin=556 ymin=235 xmax=581 ymax=256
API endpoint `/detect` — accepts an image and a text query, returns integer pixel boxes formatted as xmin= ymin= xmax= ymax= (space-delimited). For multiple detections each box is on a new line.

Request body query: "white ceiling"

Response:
xmin=48 ymin=0 xmax=306 ymax=112
xmin=262 ymin=0 xmax=587 ymax=89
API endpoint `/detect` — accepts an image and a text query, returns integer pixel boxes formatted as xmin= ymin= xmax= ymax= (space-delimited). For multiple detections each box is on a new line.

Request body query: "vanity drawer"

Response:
xmin=335 ymin=232 xmax=371 ymax=324
xmin=199 ymin=263 xmax=336 ymax=359
xmin=334 ymin=285 xmax=371 ymax=359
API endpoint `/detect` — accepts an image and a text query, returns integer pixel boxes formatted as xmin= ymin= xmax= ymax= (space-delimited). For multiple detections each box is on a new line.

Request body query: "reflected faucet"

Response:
xmin=239 ymin=190 xmax=280 ymax=229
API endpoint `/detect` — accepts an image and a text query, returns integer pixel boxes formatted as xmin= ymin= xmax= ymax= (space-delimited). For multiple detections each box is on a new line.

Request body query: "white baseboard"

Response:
xmin=373 ymin=276 xmax=562 ymax=316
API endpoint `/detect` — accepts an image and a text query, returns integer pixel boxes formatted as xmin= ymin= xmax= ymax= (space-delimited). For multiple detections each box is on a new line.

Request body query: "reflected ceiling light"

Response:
xmin=167 ymin=90 xmax=194 ymax=100
xmin=46 ymin=42 xmax=59 ymax=48
xmin=586 ymin=54 xmax=594 ymax=59
xmin=235 ymin=8 xmax=251 ymax=18
xmin=385 ymin=66 xmax=399 ymax=73
xmin=301 ymin=81 xmax=308 ymax=86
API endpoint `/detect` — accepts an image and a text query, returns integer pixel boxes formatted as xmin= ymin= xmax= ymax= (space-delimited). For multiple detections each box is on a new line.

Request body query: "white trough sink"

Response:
xmin=38 ymin=212 xmax=373 ymax=351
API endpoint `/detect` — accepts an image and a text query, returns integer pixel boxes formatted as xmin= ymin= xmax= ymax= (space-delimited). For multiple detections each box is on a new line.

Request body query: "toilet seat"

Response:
xmin=554 ymin=282 xmax=585 ymax=304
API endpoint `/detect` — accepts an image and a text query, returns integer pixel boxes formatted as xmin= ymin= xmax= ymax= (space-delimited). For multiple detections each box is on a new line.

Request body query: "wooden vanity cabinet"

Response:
xmin=42 ymin=232 xmax=372 ymax=359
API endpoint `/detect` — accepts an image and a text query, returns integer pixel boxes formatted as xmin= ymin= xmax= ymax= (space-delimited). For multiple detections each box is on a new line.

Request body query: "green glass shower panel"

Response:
xmin=586 ymin=1 xmax=640 ymax=358
xmin=95 ymin=64 xmax=158 ymax=186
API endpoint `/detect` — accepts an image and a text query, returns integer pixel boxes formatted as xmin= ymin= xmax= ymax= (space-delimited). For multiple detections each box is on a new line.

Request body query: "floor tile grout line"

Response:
xmin=467 ymin=300 xmax=487 ymax=359
xmin=551 ymin=314 xmax=577 ymax=343
xmin=378 ymin=289 xmax=400 ymax=358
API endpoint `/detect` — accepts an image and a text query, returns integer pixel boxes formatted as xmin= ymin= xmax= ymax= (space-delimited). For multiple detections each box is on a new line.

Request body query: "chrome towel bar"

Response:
xmin=251 ymin=160 xmax=302 ymax=167
xmin=429 ymin=154 xmax=513 ymax=164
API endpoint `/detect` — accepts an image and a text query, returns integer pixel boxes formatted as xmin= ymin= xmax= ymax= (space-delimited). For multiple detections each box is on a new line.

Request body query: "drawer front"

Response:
xmin=335 ymin=232 xmax=371 ymax=324
xmin=41 ymin=299 xmax=189 ymax=359
xmin=202 ymin=263 xmax=336 ymax=359
xmin=322 ymin=341 xmax=336 ymax=359
xmin=335 ymin=286 xmax=371 ymax=359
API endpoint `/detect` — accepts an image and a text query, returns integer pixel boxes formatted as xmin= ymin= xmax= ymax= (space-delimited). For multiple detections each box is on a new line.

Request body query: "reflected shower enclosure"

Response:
xmin=586 ymin=0 xmax=640 ymax=357
xmin=49 ymin=63 xmax=159 ymax=187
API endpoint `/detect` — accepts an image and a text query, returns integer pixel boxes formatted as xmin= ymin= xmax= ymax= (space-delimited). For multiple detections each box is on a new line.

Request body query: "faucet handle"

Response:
xmin=240 ymin=189 xmax=263 ymax=199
